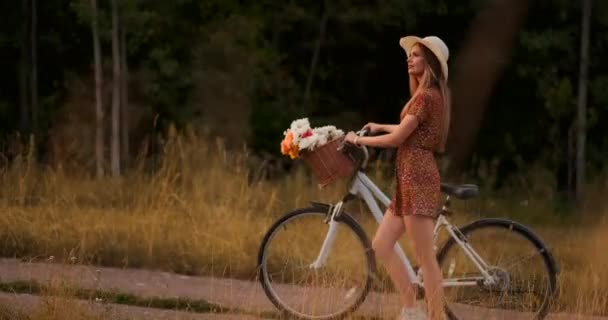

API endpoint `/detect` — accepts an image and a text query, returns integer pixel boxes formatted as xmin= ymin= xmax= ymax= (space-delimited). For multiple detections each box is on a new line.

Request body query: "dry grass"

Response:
xmin=0 ymin=130 xmax=606 ymax=317
xmin=0 ymin=278 xmax=108 ymax=320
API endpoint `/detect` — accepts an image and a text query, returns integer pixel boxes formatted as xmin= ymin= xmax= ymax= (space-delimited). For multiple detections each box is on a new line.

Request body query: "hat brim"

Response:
xmin=400 ymin=36 xmax=449 ymax=80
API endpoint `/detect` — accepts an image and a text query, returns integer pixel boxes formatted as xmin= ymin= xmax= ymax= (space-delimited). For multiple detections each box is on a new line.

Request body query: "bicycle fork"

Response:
xmin=309 ymin=201 xmax=344 ymax=269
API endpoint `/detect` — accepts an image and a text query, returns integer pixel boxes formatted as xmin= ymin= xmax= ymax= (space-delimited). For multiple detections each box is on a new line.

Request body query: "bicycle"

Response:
xmin=257 ymin=130 xmax=559 ymax=320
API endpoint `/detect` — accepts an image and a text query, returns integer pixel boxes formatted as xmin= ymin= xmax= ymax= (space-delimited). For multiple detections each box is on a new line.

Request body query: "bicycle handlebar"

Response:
xmin=355 ymin=130 xmax=370 ymax=169
xmin=337 ymin=128 xmax=371 ymax=169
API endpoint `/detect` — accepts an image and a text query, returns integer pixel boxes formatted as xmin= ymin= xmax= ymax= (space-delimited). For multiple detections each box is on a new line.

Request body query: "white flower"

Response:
xmin=289 ymin=118 xmax=312 ymax=145
xmin=298 ymin=135 xmax=318 ymax=150
xmin=313 ymin=125 xmax=344 ymax=141
xmin=316 ymin=135 xmax=328 ymax=146
xmin=332 ymin=129 xmax=345 ymax=139
xmin=283 ymin=118 xmax=345 ymax=153
xmin=291 ymin=118 xmax=311 ymax=131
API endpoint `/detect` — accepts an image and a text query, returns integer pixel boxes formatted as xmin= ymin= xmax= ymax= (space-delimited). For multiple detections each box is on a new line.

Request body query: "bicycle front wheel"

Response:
xmin=436 ymin=218 xmax=558 ymax=320
xmin=257 ymin=206 xmax=376 ymax=320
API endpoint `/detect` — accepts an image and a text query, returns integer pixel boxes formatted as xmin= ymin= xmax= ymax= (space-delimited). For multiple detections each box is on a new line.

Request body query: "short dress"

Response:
xmin=387 ymin=88 xmax=444 ymax=218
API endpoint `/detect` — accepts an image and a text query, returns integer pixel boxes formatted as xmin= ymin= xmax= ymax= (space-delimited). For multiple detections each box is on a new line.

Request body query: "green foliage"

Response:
xmin=0 ymin=0 xmax=606 ymax=195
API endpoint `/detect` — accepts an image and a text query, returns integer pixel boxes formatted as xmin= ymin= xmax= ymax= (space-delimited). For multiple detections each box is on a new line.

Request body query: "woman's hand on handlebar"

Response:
xmin=341 ymin=130 xmax=370 ymax=169
xmin=344 ymin=131 xmax=359 ymax=145
xmin=362 ymin=122 xmax=382 ymax=134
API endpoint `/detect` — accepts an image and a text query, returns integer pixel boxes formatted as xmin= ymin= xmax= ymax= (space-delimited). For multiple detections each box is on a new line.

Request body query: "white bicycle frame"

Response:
xmin=309 ymin=170 xmax=497 ymax=288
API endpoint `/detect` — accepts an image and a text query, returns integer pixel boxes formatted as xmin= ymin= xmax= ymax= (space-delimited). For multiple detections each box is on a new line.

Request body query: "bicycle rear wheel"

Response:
xmin=257 ymin=206 xmax=376 ymax=320
xmin=436 ymin=218 xmax=558 ymax=320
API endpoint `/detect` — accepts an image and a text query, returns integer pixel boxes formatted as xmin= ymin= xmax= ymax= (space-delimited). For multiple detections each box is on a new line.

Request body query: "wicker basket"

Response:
xmin=301 ymin=138 xmax=356 ymax=188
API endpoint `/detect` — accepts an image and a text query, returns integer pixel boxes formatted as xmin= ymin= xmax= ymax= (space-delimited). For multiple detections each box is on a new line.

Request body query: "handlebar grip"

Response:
xmin=358 ymin=129 xmax=386 ymax=137
xmin=334 ymin=128 xmax=371 ymax=169
xmin=357 ymin=129 xmax=370 ymax=137
xmin=336 ymin=128 xmax=372 ymax=151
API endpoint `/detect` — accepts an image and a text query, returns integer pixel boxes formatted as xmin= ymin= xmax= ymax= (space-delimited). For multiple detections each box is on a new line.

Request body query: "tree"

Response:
xmin=30 ymin=0 xmax=38 ymax=132
xmin=120 ymin=9 xmax=129 ymax=168
xmin=19 ymin=0 xmax=29 ymax=132
xmin=302 ymin=0 xmax=329 ymax=110
xmin=111 ymin=0 xmax=121 ymax=177
xmin=576 ymin=0 xmax=592 ymax=204
xmin=91 ymin=0 xmax=104 ymax=178
xmin=446 ymin=0 xmax=530 ymax=177
xmin=0 ymin=0 xmax=607 ymax=191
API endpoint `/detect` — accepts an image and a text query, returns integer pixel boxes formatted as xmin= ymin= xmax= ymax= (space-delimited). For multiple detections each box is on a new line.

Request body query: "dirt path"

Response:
xmin=0 ymin=258 xmax=278 ymax=317
xmin=0 ymin=292 xmax=259 ymax=320
xmin=0 ymin=258 xmax=604 ymax=320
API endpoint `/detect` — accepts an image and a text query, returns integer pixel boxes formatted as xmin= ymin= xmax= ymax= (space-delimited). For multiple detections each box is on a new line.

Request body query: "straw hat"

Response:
xmin=399 ymin=35 xmax=449 ymax=80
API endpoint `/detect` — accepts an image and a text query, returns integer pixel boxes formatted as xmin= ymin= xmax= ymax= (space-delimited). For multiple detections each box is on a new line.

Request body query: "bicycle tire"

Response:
xmin=436 ymin=218 xmax=559 ymax=320
xmin=257 ymin=205 xmax=376 ymax=320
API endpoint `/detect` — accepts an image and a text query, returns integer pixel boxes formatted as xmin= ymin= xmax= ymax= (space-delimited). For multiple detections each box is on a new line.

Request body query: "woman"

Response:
xmin=344 ymin=35 xmax=451 ymax=320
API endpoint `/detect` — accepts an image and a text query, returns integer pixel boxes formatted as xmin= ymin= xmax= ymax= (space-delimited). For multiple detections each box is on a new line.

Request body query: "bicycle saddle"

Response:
xmin=440 ymin=183 xmax=479 ymax=200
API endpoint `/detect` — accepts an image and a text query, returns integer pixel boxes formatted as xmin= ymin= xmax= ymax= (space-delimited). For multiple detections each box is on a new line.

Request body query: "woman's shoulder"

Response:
xmin=419 ymin=87 xmax=441 ymax=99
xmin=413 ymin=88 xmax=441 ymax=106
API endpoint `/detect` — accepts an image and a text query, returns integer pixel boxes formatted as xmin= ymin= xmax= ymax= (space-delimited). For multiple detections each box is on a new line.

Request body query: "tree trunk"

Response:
xmin=576 ymin=0 xmax=592 ymax=205
xmin=111 ymin=0 xmax=121 ymax=177
xmin=19 ymin=0 xmax=30 ymax=133
xmin=91 ymin=0 xmax=104 ymax=178
xmin=120 ymin=11 xmax=130 ymax=169
xmin=30 ymin=0 xmax=38 ymax=132
xmin=446 ymin=0 xmax=529 ymax=177
xmin=567 ymin=124 xmax=575 ymax=201
xmin=303 ymin=0 xmax=329 ymax=110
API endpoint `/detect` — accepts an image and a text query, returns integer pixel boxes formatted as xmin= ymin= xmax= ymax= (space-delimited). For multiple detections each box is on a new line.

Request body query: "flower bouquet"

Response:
xmin=280 ymin=118 xmax=345 ymax=159
xmin=280 ymin=118 xmax=356 ymax=187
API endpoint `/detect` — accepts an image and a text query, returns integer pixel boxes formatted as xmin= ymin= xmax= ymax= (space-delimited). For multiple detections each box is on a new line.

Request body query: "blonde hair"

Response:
xmin=401 ymin=44 xmax=451 ymax=153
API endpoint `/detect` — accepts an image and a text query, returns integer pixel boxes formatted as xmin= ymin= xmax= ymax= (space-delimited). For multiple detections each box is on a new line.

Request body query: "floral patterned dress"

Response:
xmin=387 ymin=88 xmax=444 ymax=218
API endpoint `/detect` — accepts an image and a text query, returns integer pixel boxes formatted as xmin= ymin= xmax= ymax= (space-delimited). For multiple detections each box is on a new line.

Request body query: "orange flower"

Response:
xmin=280 ymin=130 xmax=301 ymax=159
xmin=288 ymin=146 xmax=299 ymax=159
xmin=281 ymin=131 xmax=294 ymax=155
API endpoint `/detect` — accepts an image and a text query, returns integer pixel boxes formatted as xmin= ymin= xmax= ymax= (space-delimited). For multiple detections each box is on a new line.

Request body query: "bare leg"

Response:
xmin=371 ymin=208 xmax=417 ymax=308
xmin=405 ymin=215 xmax=445 ymax=320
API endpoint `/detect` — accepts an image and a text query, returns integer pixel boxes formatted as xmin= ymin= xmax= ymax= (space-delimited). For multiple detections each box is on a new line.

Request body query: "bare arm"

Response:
xmin=357 ymin=115 xmax=420 ymax=148
xmin=378 ymin=124 xmax=399 ymax=133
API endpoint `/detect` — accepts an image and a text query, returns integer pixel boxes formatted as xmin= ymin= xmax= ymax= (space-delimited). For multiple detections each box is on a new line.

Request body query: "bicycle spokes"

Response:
xmin=438 ymin=222 xmax=556 ymax=320
xmin=259 ymin=209 xmax=373 ymax=319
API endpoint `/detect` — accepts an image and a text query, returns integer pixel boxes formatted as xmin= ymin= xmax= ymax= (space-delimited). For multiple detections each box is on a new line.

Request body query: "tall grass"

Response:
xmin=0 ymin=277 xmax=108 ymax=320
xmin=0 ymin=130 xmax=606 ymax=316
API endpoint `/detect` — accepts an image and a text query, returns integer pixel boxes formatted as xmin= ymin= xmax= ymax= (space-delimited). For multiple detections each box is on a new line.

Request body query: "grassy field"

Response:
xmin=0 ymin=132 xmax=606 ymax=317
xmin=0 ymin=279 xmax=109 ymax=320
